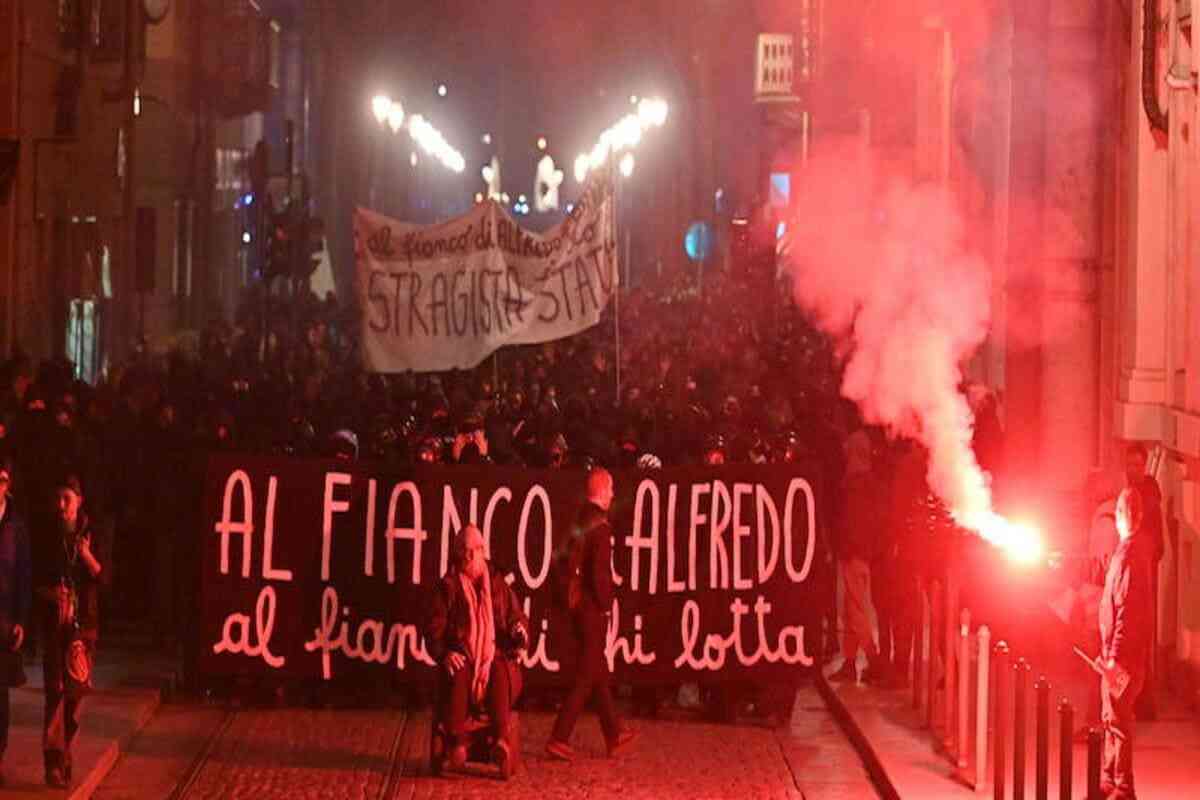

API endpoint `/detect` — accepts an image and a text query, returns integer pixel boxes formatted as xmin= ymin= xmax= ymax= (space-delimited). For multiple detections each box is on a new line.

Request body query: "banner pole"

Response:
xmin=613 ymin=160 xmax=621 ymax=405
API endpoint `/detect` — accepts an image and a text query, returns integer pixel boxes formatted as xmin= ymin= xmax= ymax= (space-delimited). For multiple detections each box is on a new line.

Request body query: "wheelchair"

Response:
xmin=430 ymin=710 xmax=522 ymax=780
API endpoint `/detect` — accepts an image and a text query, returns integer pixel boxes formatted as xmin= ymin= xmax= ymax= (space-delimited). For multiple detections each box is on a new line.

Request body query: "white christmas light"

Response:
xmin=537 ymin=136 xmax=548 ymax=151
xmin=574 ymin=154 xmax=590 ymax=183
xmin=482 ymin=156 xmax=502 ymax=200
xmin=535 ymin=154 xmax=564 ymax=212
xmin=437 ymin=84 xmax=447 ymax=97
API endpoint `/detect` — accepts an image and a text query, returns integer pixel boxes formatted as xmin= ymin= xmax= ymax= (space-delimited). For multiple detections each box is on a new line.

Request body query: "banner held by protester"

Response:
xmin=198 ymin=455 xmax=824 ymax=686
xmin=354 ymin=171 xmax=618 ymax=373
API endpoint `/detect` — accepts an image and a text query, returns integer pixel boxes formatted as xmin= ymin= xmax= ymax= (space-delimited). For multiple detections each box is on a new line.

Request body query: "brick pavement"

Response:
xmin=92 ymin=707 xmax=229 ymax=800
xmin=177 ymin=709 xmax=406 ymax=800
xmin=0 ymin=651 xmax=167 ymax=799
xmin=393 ymin=709 xmax=805 ymax=800
xmin=91 ymin=683 xmax=882 ymax=800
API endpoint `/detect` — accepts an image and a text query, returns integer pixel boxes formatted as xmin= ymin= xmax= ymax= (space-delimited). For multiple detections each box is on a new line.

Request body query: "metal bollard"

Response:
xmin=1013 ymin=659 xmax=1030 ymax=800
xmin=926 ymin=581 xmax=937 ymax=728
xmin=916 ymin=582 xmax=926 ymax=714
xmin=946 ymin=569 xmax=959 ymax=754
xmin=1058 ymin=698 xmax=1073 ymax=800
xmin=958 ymin=609 xmax=971 ymax=769
xmin=1034 ymin=678 xmax=1049 ymax=800
xmin=1086 ymin=727 xmax=1102 ymax=799
xmin=976 ymin=626 xmax=991 ymax=793
xmin=993 ymin=641 xmax=1010 ymax=800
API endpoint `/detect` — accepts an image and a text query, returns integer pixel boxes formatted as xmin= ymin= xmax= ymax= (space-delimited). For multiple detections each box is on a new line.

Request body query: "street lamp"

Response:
xmin=620 ymin=152 xmax=635 ymax=178
xmin=387 ymin=101 xmax=405 ymax=133
xmin=576 ymin=96 xmax=670 ymax=182
xmin=372 ymin=94 xmax=392 ymax=126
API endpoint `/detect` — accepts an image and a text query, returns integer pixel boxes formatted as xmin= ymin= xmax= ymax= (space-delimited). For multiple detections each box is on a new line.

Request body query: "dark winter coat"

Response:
xmin=574 ymin=502 xmax=615 ymax=615
xmin=425 ymin=564 xmax=530 ymax=694
xmin=33 ymin=512 xmax=107 ymax=641
xmin=0 ymin=502 xmax=32 ymax=632
xmin=1099 ymin=536 xmax=1154 ymax=677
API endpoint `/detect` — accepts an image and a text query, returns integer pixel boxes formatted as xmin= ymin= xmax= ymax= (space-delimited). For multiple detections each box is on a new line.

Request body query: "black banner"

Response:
xmin=199 ymin=455 xmax=826 ymax=685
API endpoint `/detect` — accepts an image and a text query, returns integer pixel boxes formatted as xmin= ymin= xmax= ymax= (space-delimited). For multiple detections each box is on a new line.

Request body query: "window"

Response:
xmin=769 ymin=173 xmax=791 ymax=208
xmin=92 ymin=0 xmax=127 ymax=63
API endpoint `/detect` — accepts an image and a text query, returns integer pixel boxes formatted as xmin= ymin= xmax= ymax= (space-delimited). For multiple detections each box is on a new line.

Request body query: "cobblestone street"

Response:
xmin=93 ymin=686 xmax=874 ymax=800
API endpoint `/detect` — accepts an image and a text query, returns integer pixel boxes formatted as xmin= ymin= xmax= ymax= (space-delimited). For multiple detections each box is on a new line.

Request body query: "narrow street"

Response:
xmin=91 ymin=685 xmax=873 ymax=800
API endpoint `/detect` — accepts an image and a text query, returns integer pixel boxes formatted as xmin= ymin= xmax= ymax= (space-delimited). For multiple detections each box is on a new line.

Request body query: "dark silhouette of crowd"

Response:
xmin=0 ymin=262 xmax=1018 ymax=737
xmin=0 ymin=269 xmax=851 ymax=649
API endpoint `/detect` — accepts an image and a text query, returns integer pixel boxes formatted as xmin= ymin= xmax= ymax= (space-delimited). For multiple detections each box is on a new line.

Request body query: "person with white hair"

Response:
xmin=425 ymin=524 xmax=529 ymax=778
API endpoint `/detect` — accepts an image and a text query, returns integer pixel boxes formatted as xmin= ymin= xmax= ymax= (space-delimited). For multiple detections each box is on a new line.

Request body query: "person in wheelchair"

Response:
xmin=426 ymin=525 xmax=529 ymax=778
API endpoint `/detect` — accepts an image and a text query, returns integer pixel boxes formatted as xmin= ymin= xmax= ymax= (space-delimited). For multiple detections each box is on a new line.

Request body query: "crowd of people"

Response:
xmin=4 ymin=261 xmax=1111 ymax=784
xmin=0 ymin=269 xmax=854 ymax=644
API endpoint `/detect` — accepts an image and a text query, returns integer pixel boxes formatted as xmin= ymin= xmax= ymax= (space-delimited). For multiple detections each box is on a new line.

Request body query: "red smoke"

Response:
xmin=782 ymin=141 xmax=1040 ymax=562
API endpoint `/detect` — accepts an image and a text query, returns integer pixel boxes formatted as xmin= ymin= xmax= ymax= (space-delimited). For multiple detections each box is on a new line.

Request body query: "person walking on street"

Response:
xmin=0 ymin=461 xmax=31 ymax=788
xmin=34 ymin=475 xmax=103 ymax=788
xmin=545 ymin=467 xmax=636 ymax=761
xmin=828 ymin=429 xmax=884 ymax=683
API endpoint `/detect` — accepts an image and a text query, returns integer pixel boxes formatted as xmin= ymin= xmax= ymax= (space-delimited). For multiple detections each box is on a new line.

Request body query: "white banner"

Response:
xmin=354 ymin=171 xmax=617 ymax=372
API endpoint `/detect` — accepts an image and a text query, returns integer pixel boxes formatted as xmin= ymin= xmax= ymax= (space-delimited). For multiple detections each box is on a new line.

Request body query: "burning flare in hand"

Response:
xmin=957 ymin=509 xmax=1044 ymax=566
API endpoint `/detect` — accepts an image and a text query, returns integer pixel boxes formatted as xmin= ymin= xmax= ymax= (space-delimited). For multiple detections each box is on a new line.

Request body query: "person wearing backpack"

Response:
xmin=545 ymin=467 xmax=636 ymax=761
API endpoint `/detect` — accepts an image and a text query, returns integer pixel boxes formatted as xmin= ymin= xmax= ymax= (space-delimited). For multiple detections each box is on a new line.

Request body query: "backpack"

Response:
xmin=554 ymin=518 xmax=595 ymax=612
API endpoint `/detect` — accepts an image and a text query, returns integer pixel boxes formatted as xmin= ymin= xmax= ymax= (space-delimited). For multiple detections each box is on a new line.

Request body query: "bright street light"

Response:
xmin=372 ymin=94 xmax=392 ymax=125
xmin=577 ymin=96 xmax=670 ymax=181
xmin=408 ymin=113 xmax=466 ymax=173
xmin=620 ymin=152 xmax=635 ymax=178
xmin=638 ymin=97 xmax=669 ymax=128
xmin=387 ymin=101 xmax=405 ymax=133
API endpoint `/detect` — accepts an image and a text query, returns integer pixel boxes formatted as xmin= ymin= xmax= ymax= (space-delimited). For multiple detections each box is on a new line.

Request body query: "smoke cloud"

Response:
xmin=782 ymin=141 xmax=995 ymax=524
